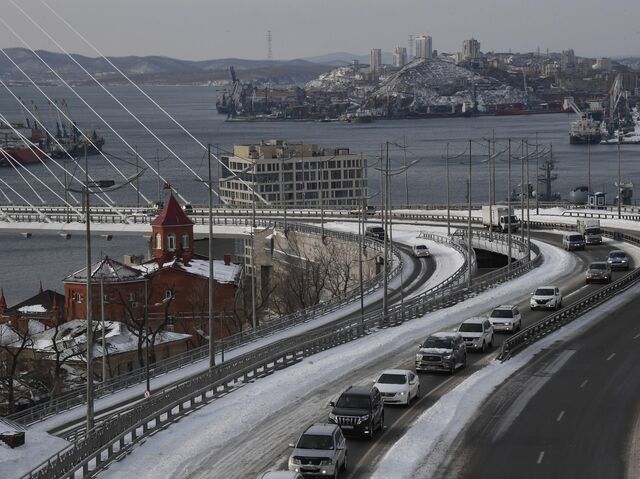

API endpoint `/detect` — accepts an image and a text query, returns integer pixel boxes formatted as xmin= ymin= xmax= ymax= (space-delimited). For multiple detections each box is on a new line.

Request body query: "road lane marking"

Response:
xmin=580 ymin=379 xmax=589 ymax=388
xmin=565 ymin=285 xmax=590 ymax=299
xmin=537 ymin=451 xmax=545 ymax=465
xmin=556 ymin=410 xmax=565 ymax=422
xmin=634 ymin=333 xmax=640 ymax=340
xmin=607 ymin=353 xmax=616 ymax=361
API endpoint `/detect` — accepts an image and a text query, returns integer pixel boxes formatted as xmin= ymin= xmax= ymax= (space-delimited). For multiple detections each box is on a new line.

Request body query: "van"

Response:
xmin=562 ymin=233 xmax=585 ymax=251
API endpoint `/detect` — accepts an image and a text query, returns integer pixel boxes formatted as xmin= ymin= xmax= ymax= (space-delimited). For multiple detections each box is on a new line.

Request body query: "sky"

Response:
xmin=0 ymin=0 xmax=639 ymax=61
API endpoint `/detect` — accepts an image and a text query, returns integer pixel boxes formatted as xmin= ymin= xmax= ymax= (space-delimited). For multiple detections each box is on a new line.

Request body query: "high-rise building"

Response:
xmin=462 ymin=38 xmax=481 ymax=60
xmin=393 ymin=46 xmax=408 ymax=67
xmin=370 ymin=48 xmax=382 ymax=72
xmin=415 ymin=35 xmax=433 ymax=60
xmin=561 ymin=49 xmax=576 ymax=71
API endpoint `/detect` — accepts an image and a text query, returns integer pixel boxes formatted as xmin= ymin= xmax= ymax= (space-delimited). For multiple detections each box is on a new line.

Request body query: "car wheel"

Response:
xmin=450 ymin=360 xmax=456 ymax=374
xmin=342 ymin=453 xmax=347 ymax=471
xmin=481 ymin=340 xmax=487 ymax=353
xmin=489 ymin=337 xmax=493 ymax=348
xmin=416 ymin=385 xmax=421 ymax=399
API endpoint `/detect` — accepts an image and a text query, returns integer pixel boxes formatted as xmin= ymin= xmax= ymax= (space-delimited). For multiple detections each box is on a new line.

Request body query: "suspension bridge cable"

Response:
xmin=0 ymin=175 xmax=52 ymax=222
xmin=0 ymin=149 xmax=46 ymax=203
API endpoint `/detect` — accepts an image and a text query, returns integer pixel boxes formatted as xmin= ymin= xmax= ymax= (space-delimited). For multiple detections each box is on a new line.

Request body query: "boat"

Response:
xmin=569 ymin=116 xmax=602 ymax=144
xmin=48 ymin=129 xmax=105 ymax=158
xmin=600 ymin=125 xmax=640 ymax=145
xmin=0 ymin=138 xmax=47 ymax=166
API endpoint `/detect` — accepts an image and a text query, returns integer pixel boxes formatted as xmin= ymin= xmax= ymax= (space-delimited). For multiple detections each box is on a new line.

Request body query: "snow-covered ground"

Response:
xmin=0 ymin=428 xmax=68 ymax=478
xmin=370 ymin=237 xmax=640 ymax=479
xmin=99 ymin=239 xmax=575 ymax=478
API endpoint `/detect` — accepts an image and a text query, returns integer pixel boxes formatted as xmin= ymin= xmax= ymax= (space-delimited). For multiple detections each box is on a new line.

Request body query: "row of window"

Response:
xmin=155 ymin=233 xmax=190 ymax=252
xmin=72 ymin=290 xmax=173 ymax=304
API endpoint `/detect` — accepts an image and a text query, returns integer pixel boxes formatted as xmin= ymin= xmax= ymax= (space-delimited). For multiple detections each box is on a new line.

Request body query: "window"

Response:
xmin=129 ymin=292 xmax=137 ymax=303
xmin=155 ymin=233 xmax=162 ymax=249
xmin=165 ymin=290 xmax=174 ymax=300
xmin=181 ymin=234 xmax=190 ymax=250
xmin=74 ymin=292 xmax=82 ymax=303
xmin=167 ymin=233 xmax=176 ymax=251
xmin=102 ymin=294 xmax=110 ymax=304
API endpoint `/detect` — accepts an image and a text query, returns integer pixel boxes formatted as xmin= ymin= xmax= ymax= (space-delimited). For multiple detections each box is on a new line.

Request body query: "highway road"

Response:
xmin=173 ymin=233 xmax=631 ymax=478
xmin=436 ymin=283 xmax=640 ymax=479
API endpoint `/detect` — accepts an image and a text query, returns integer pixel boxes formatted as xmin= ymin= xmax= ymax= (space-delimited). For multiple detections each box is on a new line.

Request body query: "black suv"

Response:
xmin=329 ymin=385 xmax=384 ymax=439
xmin=365 ymin=226 xmax=386 ymax=241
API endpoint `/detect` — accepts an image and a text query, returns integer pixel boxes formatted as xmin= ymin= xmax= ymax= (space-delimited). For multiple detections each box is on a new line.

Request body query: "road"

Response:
xmin=436 ymin=279 xmax=640 ymax=479
xmin=176 ymin=234 xmax=629 ymax=478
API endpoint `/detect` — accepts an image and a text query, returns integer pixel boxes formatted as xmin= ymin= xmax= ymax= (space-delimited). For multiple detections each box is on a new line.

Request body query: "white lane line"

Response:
xmin=537 ymin=451 xmax=545 ymax=465
xmin=557 ymin=410 xmax=565 ymax=422
xmin=580 ymin=379 xmax=589 ymax=388
xmin=607 ymin=353 xmax=616 ymax=361
xmin=634 ymin=333 xmax=640 ymax=340
xmin=565 ymin=284 xmax=590 ymax=299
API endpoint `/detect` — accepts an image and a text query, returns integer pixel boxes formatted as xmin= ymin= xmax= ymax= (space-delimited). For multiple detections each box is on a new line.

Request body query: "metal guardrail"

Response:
xmin=8 ymin=221 xmax=400 ymax=426
xmin=498 ymin=227 xmax=640 ymax=360
xmin=22 ymin=230 xmax=535 ymax=479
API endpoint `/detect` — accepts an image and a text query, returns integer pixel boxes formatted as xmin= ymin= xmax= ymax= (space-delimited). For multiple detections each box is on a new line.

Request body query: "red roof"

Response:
xmin=151 ymin=193 xmax=193 ymax=227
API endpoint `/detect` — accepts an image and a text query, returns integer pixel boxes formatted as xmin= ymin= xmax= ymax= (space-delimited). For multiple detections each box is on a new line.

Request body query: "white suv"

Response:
xmin=489 ymin=305 xmax=522 ymax=332
xmin=412 ymin=244 xmax=430 ymax=258
xmin=530 ymin=286 xmax=563 ymax=310
xmin=458 ymin=317 xmax=494 ymax=352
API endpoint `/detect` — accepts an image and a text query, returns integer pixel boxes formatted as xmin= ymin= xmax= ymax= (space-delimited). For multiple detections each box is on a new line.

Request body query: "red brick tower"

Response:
xmin=151 ymin=191 xmax=194 ymax=264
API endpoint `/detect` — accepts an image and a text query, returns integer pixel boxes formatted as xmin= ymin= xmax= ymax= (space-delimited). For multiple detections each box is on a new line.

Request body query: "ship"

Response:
xmin=48 ymin=129 xmax=105 ymax=159
xmin=569 ymin=116 xmax=602 ymax=144
xmin=0 ymin=137 xmax=47 ymax=167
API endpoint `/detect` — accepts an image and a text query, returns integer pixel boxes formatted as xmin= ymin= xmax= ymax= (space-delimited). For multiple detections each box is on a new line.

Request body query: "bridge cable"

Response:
xmin=0 ymin=175 xmax=52 ymax=223
xmin=0 ymin=23 xmax=157 ymax=206
xmin=0 ymin=149 xmax=46 ymax=203
xmin=37 ymin=0 xmax=271 ymax=206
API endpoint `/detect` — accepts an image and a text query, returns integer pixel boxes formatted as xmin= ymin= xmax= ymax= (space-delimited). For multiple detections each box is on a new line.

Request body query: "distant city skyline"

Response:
xmin=0 ymin=0 xmax=638 ymax=61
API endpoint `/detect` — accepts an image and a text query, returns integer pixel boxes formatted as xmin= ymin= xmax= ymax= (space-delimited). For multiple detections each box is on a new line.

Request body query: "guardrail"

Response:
xmin=22 ymin=230 xmax=536 ymax=479
xmin=498 ymin=227 xmax=640 ymax=360
xmin=8 ymin=221 xmax=401 ymax=427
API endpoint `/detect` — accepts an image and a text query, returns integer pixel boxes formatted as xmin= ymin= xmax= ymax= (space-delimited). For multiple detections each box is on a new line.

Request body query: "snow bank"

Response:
xmin=0 ymin=429 xmax=68 ymax=479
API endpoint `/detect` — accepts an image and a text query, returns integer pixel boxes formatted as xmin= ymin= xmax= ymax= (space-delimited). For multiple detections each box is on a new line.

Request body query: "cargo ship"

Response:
xmin=0 ymin=140 xmax=47 ymax=166
xmin=569 ymin=116 xmax=602 ymax=144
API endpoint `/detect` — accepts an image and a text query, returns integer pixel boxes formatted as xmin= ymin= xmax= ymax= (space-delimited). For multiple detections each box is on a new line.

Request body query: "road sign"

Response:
xmin=144 ymin=389 xmax=150 ymax=399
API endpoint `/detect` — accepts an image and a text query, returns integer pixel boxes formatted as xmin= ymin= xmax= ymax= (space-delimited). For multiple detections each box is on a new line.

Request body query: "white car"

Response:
xmin=458 ymin=317 xmax=494 ymax=352
xmin=412 ymin=244 xmax=430 ymax=258
xmin=374 ymin=369 xmax=420 ymax=406
xmin=489 ymin=305 xmax=522 ymax=332
xmin=530 ymin=286 xmax=563 ymax=310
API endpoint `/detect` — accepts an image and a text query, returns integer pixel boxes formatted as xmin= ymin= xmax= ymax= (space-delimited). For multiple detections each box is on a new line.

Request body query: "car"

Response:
xmin=585 ymin=261 xmax=612 ymax=284
xmin=373 ymin=369 xmax=420 ymax=406
xmin=411 ymin=244 xmax=430 ymax=258
xmin=458 ymin=317 xmax=494 ymax=352
xmin=288 ymin=423 xmax=347 ymax=478
xmin=349 ymin=205 xmax=376 ymax=216
xmin=489 ymin=305 xmax=522 ymax=333
xmin=365 ymin=226 xmax=385 ymax=241
xmin=415 ymin=332 xmax=467 ymax=374
xmin=562 ymin=233 xmax=585 ymax=251
xmin=329 ymin=385 xmax=384 ymax=439
xmin=182 ymin=203 xmax=193 ymax=213
xmin=260 ymin=472 xmax=304 ymax=479
xmin=530 ymin=286 xmax=563 ymax=310
xmin=607 ymin=250 xmax=630 ymax=271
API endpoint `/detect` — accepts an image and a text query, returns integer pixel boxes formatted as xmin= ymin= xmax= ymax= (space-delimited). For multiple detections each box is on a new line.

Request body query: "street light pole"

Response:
xmin=618 ymin=131 xmax=622 ymax=219
xmin=467 ymin=140 xmax=472 ymax=288
xmin=208 ymin=144 xmax=216 ymax=367
xmin=84 ymin=145 xmax=93 ymax=432
xmin=507 ymin=139 xmax=512 ymax=271
xmin=382 ymin=142 xmax=389 ymax=317
xmin=446 ymin=143 xmax=451 ymax=236
xmin=100 ymin=275 xmax=106 ymax=383
xmin=487 ymin=138 xmax=492 ymax=241
xmin=144 ymin=279 xmax=150 ymax=394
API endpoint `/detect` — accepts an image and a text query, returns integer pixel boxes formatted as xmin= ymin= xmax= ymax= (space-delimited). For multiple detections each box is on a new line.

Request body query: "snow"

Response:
xmin=0 ymin=426 xmax=68 ymax=479
xmin=99 ymin=240 xmax=575 ymax=478
xmin=370 ymin=237 xmax=640 ymax=479
xmin=17 ymin=304 xmax=46 ymax=314
xmin=418 ymin=347 xmax=452 ymax=355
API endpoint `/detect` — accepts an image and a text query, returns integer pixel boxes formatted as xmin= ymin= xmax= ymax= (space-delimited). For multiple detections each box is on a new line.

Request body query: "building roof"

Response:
xmin=4 ymin=290 xmax=64 ymax=317
xmin=64 ymin=257 xmax=146 ymax=284
xmin=133 ymin=257 xmax=241 ymax=285
xmin=151 ymin=192 xmax=193 ymax=227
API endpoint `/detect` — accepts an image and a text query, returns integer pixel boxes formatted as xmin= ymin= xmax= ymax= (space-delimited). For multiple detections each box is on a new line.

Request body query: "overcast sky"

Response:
xmin=1 ymin=0 xmax=639 ymax=60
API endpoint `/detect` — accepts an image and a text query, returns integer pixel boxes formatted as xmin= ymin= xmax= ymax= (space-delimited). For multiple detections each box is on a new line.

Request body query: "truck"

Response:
xmin=481 ymin=205 xmax=520 ymax=233
xmin=577 ymin=219 xmax=602 ymax=245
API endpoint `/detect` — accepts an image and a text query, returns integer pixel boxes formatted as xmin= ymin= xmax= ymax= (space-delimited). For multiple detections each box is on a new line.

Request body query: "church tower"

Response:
xmin=150 ymin=191 xmax=194 ymax=264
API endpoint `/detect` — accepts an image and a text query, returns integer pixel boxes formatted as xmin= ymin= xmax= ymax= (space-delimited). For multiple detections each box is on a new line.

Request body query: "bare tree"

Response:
xmin=322 ymin=239 xmax=359 ymax=298
xmin=0 ymin=322 xmax=34 ymax=414
xmin=46 ymin=320 xmax=94 ymax=397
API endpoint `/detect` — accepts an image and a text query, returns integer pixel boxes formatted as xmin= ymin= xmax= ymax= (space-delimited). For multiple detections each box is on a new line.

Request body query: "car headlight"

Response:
xmin=416 ymin=353 xmax=422 ymax=361
xmin=443 ymin=354 xmax=452 ymax=360
xmin=320 ymin=459 xmax=333 ymax=466
xmin=358 ymin=414 xmax=370 ymax=424
xmin=290 ymin=457 xmax=301 ymax=465
xmin=622 ymin=259 xmax=628 ymax=263
xmin=398 ymin=391 xmax=406 ymax=396
xmin=329 ymin=413 xmax=336 ymax=421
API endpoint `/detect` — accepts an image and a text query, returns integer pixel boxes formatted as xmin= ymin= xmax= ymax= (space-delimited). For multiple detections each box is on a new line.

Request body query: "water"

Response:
xmin=1 ymin=85 xmax=638 ymax=303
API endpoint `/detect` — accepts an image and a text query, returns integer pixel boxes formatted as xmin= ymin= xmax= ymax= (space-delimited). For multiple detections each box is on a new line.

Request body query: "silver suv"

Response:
xmin=458 ymin=317 xmax=494 ymax=352
xmin=415 ymin=332 xmax=467 ymax=374
xmin=288 ymin=423 xmax=347 ymax=478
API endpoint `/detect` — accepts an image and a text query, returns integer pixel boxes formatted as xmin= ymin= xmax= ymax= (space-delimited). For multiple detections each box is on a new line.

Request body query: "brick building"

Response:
xmin=63 ymin=191 xmax=242 ymax=342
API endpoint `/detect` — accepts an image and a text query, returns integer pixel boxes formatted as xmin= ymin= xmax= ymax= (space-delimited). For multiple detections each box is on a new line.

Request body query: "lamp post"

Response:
xmin=507 ymin=139 xmax=512 ymax=271
xmin=66 ymin=151 xmax=142 ymax=434
xmin=208 ymin=144 xmax=216 ymax=366
xmin=618 ymin=130 xmax=623 ymax=218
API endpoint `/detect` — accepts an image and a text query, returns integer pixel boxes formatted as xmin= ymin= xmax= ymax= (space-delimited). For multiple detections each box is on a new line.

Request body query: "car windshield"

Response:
xmin=610 ymin=252 xmax=626 ymax=258
xmin=377 ymin=373 xmax=406 ymax=385
xmin=296 ymin=434 xmax=334 ymax=450
xmin=585 ymin=228 xmax=601 ymax=234
xmin=369 ymin=228 xmax=384 ymax=233
xmin=535 ymin=288 xmax=555 ymax=296
xmin=510 ymin=215 xmax=518 ymax=222
xmin=590 ymin=263 xmax=606 ymax=270
xmin=490 ymin=309 xmax=513 ymax=318
xmin=569 ymin=235 xmax=583 ymax=241
xmin=415 ymin=245 xmax=427 ymax=250
xmin=336 ymin=394 xmax=370 ymax=409
xmin=421 ymin=337 xmax=453 ymax=349
xmin=459 ymin=323 xmax=483 ymax=332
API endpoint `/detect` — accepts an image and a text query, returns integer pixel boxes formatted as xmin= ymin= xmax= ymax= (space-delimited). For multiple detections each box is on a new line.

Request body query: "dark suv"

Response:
xmin=329 ymin=385 xmax=384 ymax=439
xmin=365 ymin=226 xmax=385 ymax=241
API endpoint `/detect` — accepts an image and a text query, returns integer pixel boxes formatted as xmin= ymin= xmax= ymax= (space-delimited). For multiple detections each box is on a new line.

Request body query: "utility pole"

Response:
xmin=446 ymin=143 xmax=451 ymax=236
xmin=535 ymin=134 xmax=540 ymax=215
xmin=403 ymin=136 xmax=409 ymax=205
xmin=84 ymin=144 xmax=94 ymax=433
xmin=487 ymin=138 xmax=492 ymax=241
xmin=100 ymin=275 xmax=106 ymax=383
xmin=467 ymin=140 xmax=472 ymax=288
xmin=507 ymin=139 xmax=512 ymax=271
xmin=382 ymin=142 xmax=390 ymax=317
xmin=144 ymin=279 xmax=150 ymax=394
xmin=520 ymin=139 xmax=525 ymax=244
xmin=526 ymin=149 xmax=531 ymax=260
xmin=208 ymin=144 xmax=216 ymax=367
xmin=359 ymin=195 xmax=365 ymax=329
xmin=618 ymin=131 xmax=622 ymax=219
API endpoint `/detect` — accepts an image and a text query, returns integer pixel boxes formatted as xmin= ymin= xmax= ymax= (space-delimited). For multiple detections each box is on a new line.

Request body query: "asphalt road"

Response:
xmin=187 ymin=234 xmax=629 ymax=478
xmin=437 ymin=281 xmax=640 ymax=479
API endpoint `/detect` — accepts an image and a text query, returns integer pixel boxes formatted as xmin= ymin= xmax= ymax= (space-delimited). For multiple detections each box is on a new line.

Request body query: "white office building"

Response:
xmin=393 ymin=46 xmax=408 ymax=67
xmin=219 ymin=139 xmax=368 ymax=207
xmin=462 ymin=38 xmax=481 ymax=60
xmin=370 ymin=48 xmax=382 ymax=72
xmin=415 ymin=35 xmax=433 ymax=60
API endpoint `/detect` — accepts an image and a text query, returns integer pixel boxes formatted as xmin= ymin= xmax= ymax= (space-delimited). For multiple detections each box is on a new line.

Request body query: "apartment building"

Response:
xmin=219 ymin=139 xmax=367 ymax=207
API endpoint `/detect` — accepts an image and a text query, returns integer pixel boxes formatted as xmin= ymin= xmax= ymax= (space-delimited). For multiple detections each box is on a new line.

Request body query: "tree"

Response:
xmin=0 ymin=321 xmax=34 ymax=415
